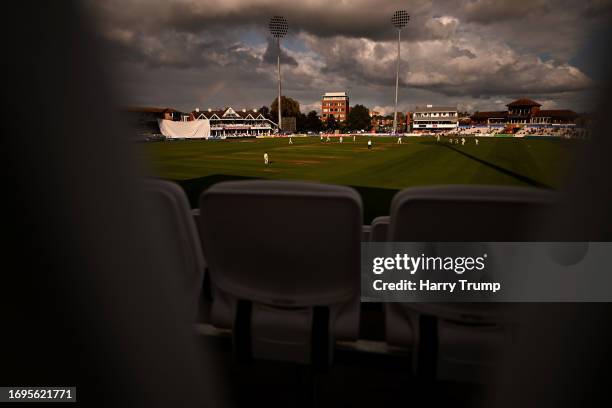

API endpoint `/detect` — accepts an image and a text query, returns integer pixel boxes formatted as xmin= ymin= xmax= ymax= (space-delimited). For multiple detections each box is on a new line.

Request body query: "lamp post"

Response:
xmin=269 ymin=16 xmax=288 ymax=133
xmin=391 ymin=10 xmax=409 ymax=135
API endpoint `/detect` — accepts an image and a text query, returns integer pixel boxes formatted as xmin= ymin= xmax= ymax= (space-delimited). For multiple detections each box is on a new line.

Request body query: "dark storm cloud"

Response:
xmin=461 ymin=0 xmax=553 ymax=24
xmin=449 ymin=46 xmax=476 ymax=59
xmin=101 ymin=29 xmax=263 ymax=70
xmin=84 ymin=0 xmax=610 ymax=113
xmin=86 ymin=0 xmax=450 ymax=42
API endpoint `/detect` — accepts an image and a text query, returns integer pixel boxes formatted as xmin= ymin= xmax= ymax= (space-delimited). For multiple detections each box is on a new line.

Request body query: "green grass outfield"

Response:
xmin=143 ymin=136 xmax=577 ymax=223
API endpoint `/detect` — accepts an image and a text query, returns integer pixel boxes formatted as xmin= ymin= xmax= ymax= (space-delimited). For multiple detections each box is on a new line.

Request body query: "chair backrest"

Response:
xmin=370 ymin=216 xmax=390 ymax=242
xmin=390 ymin=185 xmax=557 ymax=242
xmin=361 ymin=225 xmax=372 ymax=242
xmin=191 ymin=208 xmax=204 ymax=243
xmin=386 ymin=185 xmax=558 ymax=381
xmin=199 ymin=180 xmax=363 ymax=364
xmin=199 ymin=180 xmax=362 ymax=307
xmin=389 ymin=185 xmax=557 ymax=321
xmin=143 ymin=179 xmax=205 ymax=320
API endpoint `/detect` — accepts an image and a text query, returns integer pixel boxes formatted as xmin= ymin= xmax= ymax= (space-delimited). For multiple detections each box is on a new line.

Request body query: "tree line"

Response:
xmin=260 ymin=96 xmax=372 ymax=133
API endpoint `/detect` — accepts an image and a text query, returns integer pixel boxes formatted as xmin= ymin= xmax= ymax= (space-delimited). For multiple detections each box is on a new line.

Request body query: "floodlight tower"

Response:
xmin=269 ymin=16 xmax=288 ymax=133
xmin=391 ymin=10 xmax=409 ymax=135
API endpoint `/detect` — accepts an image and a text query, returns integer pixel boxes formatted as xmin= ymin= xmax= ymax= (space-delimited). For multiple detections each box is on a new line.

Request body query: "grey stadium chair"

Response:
xmin=361 ymin=225 xmax=372 ymax=242
xmin=191 ymin=207 xmax=214 ymax=312
xmin=370 ymin=216 xmax=390 ymax=242
xmin=192 ymin=208 xmax=207 ymax=248
xmin=143 ymin=179 xmax=206 ymax=322
xmin=199 ymin=180 xmax=362 ymax=366
xmin=385 ymin=185 xmax=558 ymax=382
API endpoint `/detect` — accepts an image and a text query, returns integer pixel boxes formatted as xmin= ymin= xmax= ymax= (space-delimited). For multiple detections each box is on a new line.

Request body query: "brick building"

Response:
xmin=321 ymin=92 xmax=350 ymax=122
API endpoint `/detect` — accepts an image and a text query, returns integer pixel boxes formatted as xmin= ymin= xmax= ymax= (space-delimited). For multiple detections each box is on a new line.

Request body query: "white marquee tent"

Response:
xmin=158 ymin=119 xmax=211 ymax=139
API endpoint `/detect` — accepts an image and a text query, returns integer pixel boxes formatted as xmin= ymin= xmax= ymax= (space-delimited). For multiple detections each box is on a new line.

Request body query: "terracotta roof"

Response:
xmin=507 ymin=98 xmax=541 ymax=107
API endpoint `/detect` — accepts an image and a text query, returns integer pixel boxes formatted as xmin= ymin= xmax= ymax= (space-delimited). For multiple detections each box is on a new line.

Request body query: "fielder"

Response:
xmin=367 ymin=139 xmax=372 ymax=150
xmin=339 ymin=136 xmax=343 ymax=143
xmin=475 ymin=138 xmax=479 ymax=146
xmin=437 ymin=135 xmax=440 ymax=142
xmin=397 ymin=137 xmax=402 ymax=144
xmin=326 ymin=135 xmax=331 ymax=142
xmin=353 ymin=135 xmax=356 ymax=142
xmin=461 ymin=137 xmax=465 ymax=146
xmin=264 ymin=152 xmax=269 ymax=165
xmin=289 ymin=137 xmax=293 ymax=145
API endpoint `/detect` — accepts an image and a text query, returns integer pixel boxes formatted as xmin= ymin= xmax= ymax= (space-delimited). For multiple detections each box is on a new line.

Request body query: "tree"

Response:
xmin=340 ymin=121 xmax=350 ymax=133
xmin=270 ymin=96 xmax=301 ymax=119
xmin=347 ymin=104 xmax=371 ymax=131
xmin=326 ymin=114 xmax=337 ymax=131
xmin=296 ymin=112 xmax=308 ymax=132
xmin=305 ymin=110 xmax=322 ymax=132
xmin=396 ymin=112 xmax=406 ymax=132
xmin=259 ymin=105 xmax=271 ymax=120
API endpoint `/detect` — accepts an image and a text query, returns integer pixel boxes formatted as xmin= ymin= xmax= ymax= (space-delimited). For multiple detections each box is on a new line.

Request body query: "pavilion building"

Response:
xmin=190 ymin=107 xmax=278 ymax=137
xmin=470 ymin=98 xmax=578 ymax=126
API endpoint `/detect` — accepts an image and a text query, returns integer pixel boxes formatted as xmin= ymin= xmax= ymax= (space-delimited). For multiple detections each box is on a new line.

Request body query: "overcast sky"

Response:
xmin=86 ymin=0 xmax=612 ymax=114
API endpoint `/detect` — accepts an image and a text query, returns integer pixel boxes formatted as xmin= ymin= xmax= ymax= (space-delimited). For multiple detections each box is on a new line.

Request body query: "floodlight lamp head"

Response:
xmin=269 ymin=16 xmax=288 ymax=38
xmin=391 ymin=10 xmax=410 ymax=29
